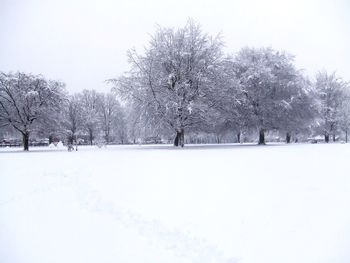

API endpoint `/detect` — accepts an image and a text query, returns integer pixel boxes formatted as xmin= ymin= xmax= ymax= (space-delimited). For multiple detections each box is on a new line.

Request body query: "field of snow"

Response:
xmin=1 ymin=143 xmax=350 ymax=263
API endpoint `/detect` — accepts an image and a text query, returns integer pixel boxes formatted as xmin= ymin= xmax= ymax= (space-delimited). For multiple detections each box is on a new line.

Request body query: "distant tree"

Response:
xmin=35 ymin=107 xmax=67 ymax=143
xmin=0 ymin=72 xmax=66 ymax=151
xmin=338 ymin=84 xmax=350 ymax=142
xmin=62 ymin=94 xmax=83 ymax=146
xmin=314 ymin=71 xmax=347 ymax=142
xmin=209 ymin=56 xmax=250 ymax=143
xmin=233 ymin=47 xmax=306 ymax=144
xmin=110 ymin=20 xmax=224 ymax=147
xmin=113 ymin=107 xmax=128 ymax=144
xmin=276 ymin=75 xmax=317 ymax=143
xmin=35 ymin=90 xmax=68 ymax=143
xmin=79 ymin=90 xmax=100 ymax=145
xmin=97 ymin=92 xmax=126 ymax=144
xmin=123 ymin=104 xmax=141 ymax=144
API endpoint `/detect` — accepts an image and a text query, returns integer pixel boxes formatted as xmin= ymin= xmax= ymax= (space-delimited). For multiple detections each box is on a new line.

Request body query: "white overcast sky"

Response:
xmin=0 ymin=0 xmax=349 ymax=93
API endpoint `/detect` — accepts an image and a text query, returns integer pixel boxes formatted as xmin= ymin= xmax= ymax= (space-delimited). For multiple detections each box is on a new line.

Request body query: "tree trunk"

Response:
xmin=68 ymin=134 xmax=74 ymax=145
xmin=325 ymin=134 xmax=329 ymax=143
xmin=75 ymin=135 xmax=78 ymax=151
xmin=174 ymin=129 xmax=184 ymax=147
xmin=22 ymin=132 xmax=29 ymax=151
xmin=181 ymin=130 xmax=184 ymax=147
xmin=258 ymin=128 xmax=265 ymax=145
xmin=89 ymin=130 xmax=93 ymax=145
xmin=332 ymin=134 xmax=336 ymax=142
xmin=286 ymin=132 xmax=291 ymax=144
xmin=346 ymin=130 xmax=348 ymax=143
xmin=174 ymin=133 xmax=179 ymax=146
xmin=237 ymin=131 xmax=241 ymax=143
xmin=49 ymin=135 xmax=53 ymax=144
xmin=105 ymin=129 xmax=110 ymax=144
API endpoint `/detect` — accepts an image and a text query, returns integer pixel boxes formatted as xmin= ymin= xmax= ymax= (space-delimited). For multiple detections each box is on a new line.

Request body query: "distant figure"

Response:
xmin=67 ymin=135 xmax=78 ymax=151
xmin=67 ymin=144 xmax=74 ymax=151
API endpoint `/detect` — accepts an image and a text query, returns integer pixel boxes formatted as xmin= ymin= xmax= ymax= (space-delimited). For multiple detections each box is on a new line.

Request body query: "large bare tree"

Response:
xmin=0 ymin=72 xmax=66 ymax=150
xmin=110 ymin=20 xmax=224 ymax=147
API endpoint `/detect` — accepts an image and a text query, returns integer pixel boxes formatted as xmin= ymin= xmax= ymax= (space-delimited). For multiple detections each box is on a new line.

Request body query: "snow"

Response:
xmin=25 ymin=90 xmax=39 ymax=97
xmin=1 ymin=143 xmax=350 ymax=263
xmin=49 ymin=141 xmax=64 ymax=148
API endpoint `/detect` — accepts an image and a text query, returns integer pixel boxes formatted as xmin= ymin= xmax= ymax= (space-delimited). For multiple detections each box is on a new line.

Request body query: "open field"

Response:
xmin=1 ymin=143 xmax=350 ymax=263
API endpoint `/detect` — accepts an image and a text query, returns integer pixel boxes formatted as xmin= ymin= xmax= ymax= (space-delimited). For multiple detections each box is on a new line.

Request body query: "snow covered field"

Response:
xmin=1 ymin=143 xmax=350 ymax=263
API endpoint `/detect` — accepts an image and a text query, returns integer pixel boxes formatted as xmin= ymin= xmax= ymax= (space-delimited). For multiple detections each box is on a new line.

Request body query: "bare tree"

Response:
xmin=338 ymin=84 xmax=350 ymax=142
xmin=314 ymin=71 xmax=347 ymax=142
xmin=0 ymin=72 xmax=66 ymax=150
xmin=79 ymin=90 xmax=100 ymax=145
xmin=233 ymin=47 xmax=307 ymax=144
xmin=110 ymin=20 xmax=224 ymax=147
xmin=276 ymin=75 xmax=317 ymax=143
xmin=208 ymin=56 xmax=249 ymax=143
xmin=62 ymin=94 xmax=84 ymax=147
xmin=97 ymin=92 xmax=125 ymax=144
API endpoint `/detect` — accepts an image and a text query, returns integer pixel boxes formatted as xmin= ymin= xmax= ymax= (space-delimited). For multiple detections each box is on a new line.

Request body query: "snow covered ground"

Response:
xmin=1 ymin=143 xmax=350 ymax=263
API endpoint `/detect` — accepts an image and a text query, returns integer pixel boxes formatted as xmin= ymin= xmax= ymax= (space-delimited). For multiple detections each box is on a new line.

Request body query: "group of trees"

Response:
xmin=1 ymin=21 xmax=349 ymax=150
xmin=63 ymin=89 xmax=126 ymax=146
xmin=0 ymin=72 xmax=126 ymax=150
xmin=111 ymin=20 xmax=350 ymax=147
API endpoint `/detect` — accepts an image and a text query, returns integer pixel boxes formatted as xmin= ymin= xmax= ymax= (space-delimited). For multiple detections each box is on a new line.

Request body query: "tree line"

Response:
xmin=1 ymin=21 xmax=350 ymax=150
xmin=0 ymin=74 xmax=126 ymax=150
